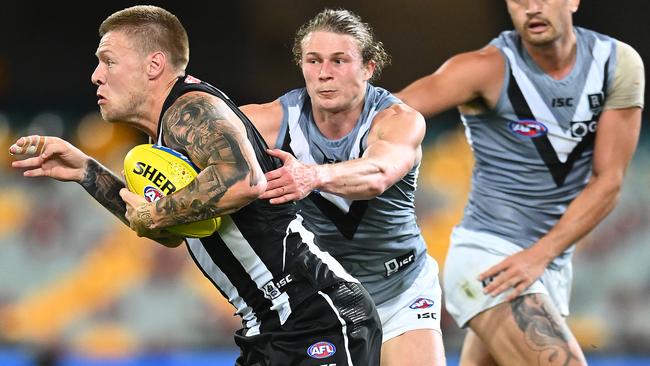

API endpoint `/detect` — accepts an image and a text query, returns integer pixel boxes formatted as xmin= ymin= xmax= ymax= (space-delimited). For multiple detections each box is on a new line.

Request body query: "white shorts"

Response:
xmin=443 ymin=226 xmax=572 ymax=328
xmin=377 ymin=255 xmax=443 ymax=342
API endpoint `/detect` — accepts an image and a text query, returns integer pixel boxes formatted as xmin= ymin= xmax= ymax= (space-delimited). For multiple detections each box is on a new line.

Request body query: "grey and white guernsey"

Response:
xmin=155 ymin=75 xmax=357 ymax=337
xmin=459 ymin=27 xmax=618 ymax=268
xmin=276 ymin=84 xmax=428 ymax=306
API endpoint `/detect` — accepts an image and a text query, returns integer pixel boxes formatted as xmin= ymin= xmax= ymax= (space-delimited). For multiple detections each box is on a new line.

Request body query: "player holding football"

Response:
xmin=10 ymin=5 xmax=381 ymax=365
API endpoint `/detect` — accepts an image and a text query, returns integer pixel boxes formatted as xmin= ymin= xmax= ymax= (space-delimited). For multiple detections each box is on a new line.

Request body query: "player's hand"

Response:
xmin=119 ymin=188 xmax=184 ymax=247
xmin=120 ymin=188 xmax=156 ymax=233
xmin=478 ymin=247 xmax=548 ymax=301
xmin=259 ymin=149 xmax=318 ymax=204
xmin=10 ymin=135 xmax=89 ymax=182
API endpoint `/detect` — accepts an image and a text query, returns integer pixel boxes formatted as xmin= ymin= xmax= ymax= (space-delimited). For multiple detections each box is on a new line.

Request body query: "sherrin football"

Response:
xmin=123 ymin=144 xmax=220 ymax=238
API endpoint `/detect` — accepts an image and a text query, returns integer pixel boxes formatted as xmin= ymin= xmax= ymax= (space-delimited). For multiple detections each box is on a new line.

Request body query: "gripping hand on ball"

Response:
xmin=119 ymin=188 xmax=184 ymax=247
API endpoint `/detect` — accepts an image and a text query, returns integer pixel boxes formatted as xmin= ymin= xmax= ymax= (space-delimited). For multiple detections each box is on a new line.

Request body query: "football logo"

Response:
xmin=508 ymin=120 xmax=548 ymax=138
xmin=307 ymin=341 xmax=336 ymax=359
xmin=143 ymin=186 xmax=164 ymax=202
xmin=409 ymin=297 xmax=435 ymax=310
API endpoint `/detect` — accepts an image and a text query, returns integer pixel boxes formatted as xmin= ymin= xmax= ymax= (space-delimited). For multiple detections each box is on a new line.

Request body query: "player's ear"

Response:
xmin=147 ymin=51 xmax=166 ymax=79
xmin=363 ymin=60 xmax=376 ymax=82
xmin=569 ymin=0 xmax=580 ymax=13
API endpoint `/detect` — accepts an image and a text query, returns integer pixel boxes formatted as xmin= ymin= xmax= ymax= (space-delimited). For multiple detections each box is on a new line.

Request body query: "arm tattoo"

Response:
xmin=511 ymin=294 xmax=580 ymax=366
xmin=80 ymin=159 xmax=128 ymax=225
xmin=154 ymin=94 xmax=257 ymax=224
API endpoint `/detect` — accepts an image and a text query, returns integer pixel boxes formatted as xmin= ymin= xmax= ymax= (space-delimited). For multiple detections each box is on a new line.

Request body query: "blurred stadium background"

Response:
xmin=1 ymin=1 xmax=648 ymax=365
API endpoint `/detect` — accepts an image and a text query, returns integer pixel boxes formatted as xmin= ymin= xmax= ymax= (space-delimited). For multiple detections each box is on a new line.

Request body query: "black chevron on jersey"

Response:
xmin=507 ymin=72 xmax=597 ymax=187
xmin=281 ymin=128 xmax=369 ymax=240
xmin=307 ymin=193 xmax=369 ymax=240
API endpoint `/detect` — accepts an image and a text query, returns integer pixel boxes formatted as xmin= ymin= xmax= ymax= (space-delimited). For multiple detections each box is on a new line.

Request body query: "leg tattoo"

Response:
xmin=511 ymin=294 xmax=580 ymax=365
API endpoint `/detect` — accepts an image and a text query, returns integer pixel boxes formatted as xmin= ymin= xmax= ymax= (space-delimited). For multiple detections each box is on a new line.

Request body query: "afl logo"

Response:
xmin=409 ymin=297 xmax=435 ymax=309
xmin=307 ymin=341 xmax=336 ymax=359
xmin=508 ymin=120 xmax=547 ymax=138
xmin=143 ymin=186 xmax=164 ymax=202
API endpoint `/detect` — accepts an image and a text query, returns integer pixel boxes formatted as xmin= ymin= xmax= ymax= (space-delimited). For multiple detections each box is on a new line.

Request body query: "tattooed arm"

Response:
xmin=10 ymin=136 xmax=127 ymax=223
xmin=141 ymin=92 xmax=266 ymax=229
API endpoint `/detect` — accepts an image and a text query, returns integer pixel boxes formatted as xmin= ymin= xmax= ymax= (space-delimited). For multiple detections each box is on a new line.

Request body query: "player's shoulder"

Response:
xmin=614 ymin=40 xmax=645 ymax=70
xmin=239 ymin=99 xmax=283 ymax=126
xmin=443 ymin=45 xmax=505 ymax=79
xmin=373 ymin=101 xmax=425 ymax=135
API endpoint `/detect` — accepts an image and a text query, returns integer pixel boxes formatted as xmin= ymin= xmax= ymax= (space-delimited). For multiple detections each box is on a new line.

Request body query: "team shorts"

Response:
xmin=234 ymin=281 xmax=382 ymax=366
xmin=377 ymin=255 xmax=443 ymax=342
xmin=443 ymin=226 xmax=573 ymax=328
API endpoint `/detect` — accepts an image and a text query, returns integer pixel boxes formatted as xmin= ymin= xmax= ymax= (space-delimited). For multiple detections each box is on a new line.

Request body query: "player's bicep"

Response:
xmin=162 ymin=93 xmax=261 ymax=188
xmin=592 ymin=107 xmax=642 ymax=180
xmin=364 ymin=106 xmax=425 ymax=180
xmin=396 ymin=47 xmax=503 ymax=117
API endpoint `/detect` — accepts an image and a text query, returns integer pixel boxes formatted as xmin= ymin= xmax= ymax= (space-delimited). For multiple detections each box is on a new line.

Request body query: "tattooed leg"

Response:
xmin=466 ymin=294 xmax=586 ymax=366
xmin=511 ymin=294 xmax=582 ymax=366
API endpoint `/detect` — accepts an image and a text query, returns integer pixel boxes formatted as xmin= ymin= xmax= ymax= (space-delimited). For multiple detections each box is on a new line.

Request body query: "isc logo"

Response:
xmin=307 ymin=341 xmax=336 ymax=359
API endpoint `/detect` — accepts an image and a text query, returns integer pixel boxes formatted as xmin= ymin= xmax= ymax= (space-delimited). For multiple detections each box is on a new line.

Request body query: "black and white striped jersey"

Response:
xmin=155 ymin=75 xmax=357 ymax=337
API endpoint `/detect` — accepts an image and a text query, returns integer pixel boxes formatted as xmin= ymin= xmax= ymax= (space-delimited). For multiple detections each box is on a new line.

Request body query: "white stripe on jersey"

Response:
xmin=502 ymin=47 xmax=579 ymax=162
xmin=318 ymin=289 xmax=354 ymax=366
xmin=186 ymin=236 xmax=259 ymax=331
xmin=572 ymin=37 xmax=612 ymax=122
xmin=219 ymin=216 xmax=293 ymax=327
xmin=290 ymin=215 xmax=359 ymax=283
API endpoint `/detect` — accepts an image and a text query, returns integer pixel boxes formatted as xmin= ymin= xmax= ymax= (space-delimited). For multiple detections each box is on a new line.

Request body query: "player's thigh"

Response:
xmin=381 ymin=328 xmax=446 ymax=366
xmin=458 ymin=329 xmax=497 ymax=366
xmin=469 ymin=293 xmax=587 ymax=366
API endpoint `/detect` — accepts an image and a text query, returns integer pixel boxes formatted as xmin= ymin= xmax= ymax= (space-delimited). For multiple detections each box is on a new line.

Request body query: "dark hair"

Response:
xmin=292 ymin=8 xmax=391 ymax=81
xmin=99 ymin=5 xmax=189 ymax=72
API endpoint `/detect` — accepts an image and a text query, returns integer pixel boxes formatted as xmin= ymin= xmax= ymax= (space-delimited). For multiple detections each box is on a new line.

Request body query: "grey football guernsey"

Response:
xmin=276 ymin=84 xmax=428 ymax=305
xmin=459 ymin=27 xmax=617 ymax=268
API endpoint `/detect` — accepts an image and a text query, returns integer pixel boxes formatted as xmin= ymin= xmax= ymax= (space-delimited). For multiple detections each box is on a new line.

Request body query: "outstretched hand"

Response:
xmin=259 ymin=149 xmax=318 ymax=204
xmin=478 ymin=247 xmax=548 ymax=301
xmin=10 ymin=135 xmax=89 ymax=182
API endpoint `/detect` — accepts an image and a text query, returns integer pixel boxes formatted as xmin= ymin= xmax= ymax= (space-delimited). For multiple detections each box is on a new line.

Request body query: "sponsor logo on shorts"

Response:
xmin=417 ymin=312 xmax=438 ymax=320
xmin=480 ymin=276 xmax=495 ymax=288
xmin=143 ymin=186 xmax=164 ymax=202
xmin=409 ymin=297 xmax=435 ymax=309
xmin=508 ymin=120 xmax=548 ymax=138
xmin=307 ymin=341 xmax=336 ymax=359
xmin=384 ymin=250 xmax=415 ymax=277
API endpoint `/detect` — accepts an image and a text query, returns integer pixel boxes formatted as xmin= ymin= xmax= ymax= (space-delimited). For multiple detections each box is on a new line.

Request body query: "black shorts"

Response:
xmin=234 ymin=281 xmax=382 ymax=366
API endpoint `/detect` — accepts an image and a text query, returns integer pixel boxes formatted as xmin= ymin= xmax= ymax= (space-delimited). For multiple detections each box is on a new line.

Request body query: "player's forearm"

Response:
xmin=534 ymin=174 xmax=622 ymax=262
xmin=151 ymin=165 xmax=264 ymax=228
xmin=316 ymin=158 xmax=394 ymax=200
xmin=79 ymin=159 xmax=129 ymax=225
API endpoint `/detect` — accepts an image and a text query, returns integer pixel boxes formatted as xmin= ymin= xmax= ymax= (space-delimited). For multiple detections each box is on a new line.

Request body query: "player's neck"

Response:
xmin=524 ymin=31 xmax=577 ymax=80
xmin=146 ymin=75 xmax=182 ymax=140
xmin=312 ymin=101 xmax=364 ymax=140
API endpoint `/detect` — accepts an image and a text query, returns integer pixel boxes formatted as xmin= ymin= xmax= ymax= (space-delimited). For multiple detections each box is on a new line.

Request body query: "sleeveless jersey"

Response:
xmin=276 ymin=84 xmax=428 ymax=305
xmin=459 ymin=27 xmax=617 ymax=268
xmin=156 ymin=75 xmax=356 ymax=336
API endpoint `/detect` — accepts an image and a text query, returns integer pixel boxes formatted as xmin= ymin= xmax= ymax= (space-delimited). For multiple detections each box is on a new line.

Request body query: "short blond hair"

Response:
xmin=99 ymin=5 xmax=189 ymax=72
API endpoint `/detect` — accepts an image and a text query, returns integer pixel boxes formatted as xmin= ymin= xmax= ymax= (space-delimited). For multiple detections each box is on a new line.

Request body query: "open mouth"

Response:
xmin=527 ymin=20 xmax=548 ymax=33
